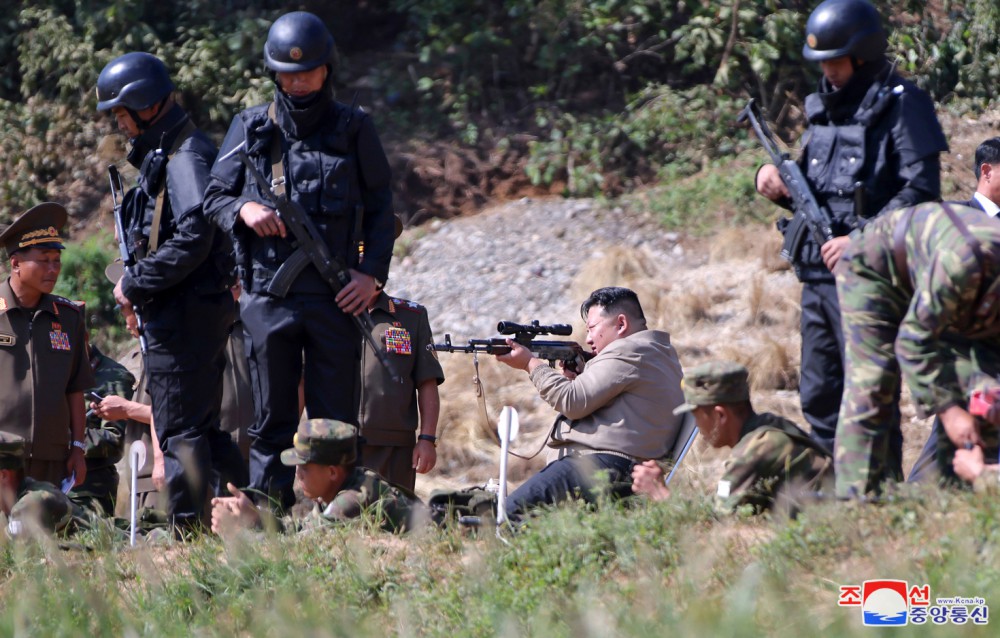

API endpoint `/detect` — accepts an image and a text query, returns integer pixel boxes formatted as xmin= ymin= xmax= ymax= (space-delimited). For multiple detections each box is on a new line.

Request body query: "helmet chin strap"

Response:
xmin=127 ymin=95 xmax=170 ymax=132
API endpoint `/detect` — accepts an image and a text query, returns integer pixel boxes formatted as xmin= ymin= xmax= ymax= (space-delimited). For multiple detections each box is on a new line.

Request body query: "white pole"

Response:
xmin=496 ymin=406 xmax=519 ymax=529
xmin=128 ymin=440 xmax=146 ymax=547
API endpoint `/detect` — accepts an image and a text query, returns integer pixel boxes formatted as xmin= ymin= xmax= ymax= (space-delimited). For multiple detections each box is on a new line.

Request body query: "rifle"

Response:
xmin=738 ymin=98 xmax=835 ymax=265
xmin=226 ymin=145 xmax=403 ymax=383
xmin=108 ymin=165 xmax=148 ymax=355
xmin=432 ymin=320 xmax=594 ymax=371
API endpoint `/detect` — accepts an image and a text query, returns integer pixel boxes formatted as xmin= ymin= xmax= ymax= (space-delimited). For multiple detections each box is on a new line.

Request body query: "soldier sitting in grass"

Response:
xmin=0 ymin=433 xmax=89 ymax=538
xmin=631 ymin=361 xmax=833 ymax=514
xmin=210 ymin=419 xmax=425 ymax=535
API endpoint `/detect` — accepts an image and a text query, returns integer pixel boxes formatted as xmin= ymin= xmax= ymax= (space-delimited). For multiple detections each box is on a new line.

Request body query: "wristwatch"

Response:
xmin=71 ymin=440 xmax=87 ymax=451
xmin=418 ymin=434 xmax=437 ymax=447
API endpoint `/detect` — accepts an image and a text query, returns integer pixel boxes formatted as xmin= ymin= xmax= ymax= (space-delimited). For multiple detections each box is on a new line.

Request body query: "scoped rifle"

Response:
xmin=432 ymin=320 xmax=594 ymax=371
xmin=739 ymin=98 xmax=835 ymax=266
xmin=226 ymin=145 xmax=403 ymax=383
xmin=108 ymin=164 xmax=148 ymax=355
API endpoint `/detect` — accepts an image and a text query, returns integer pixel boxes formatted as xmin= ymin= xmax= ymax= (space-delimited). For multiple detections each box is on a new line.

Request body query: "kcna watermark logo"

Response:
xmin=838 ymin=580 xmax=988 ymax=626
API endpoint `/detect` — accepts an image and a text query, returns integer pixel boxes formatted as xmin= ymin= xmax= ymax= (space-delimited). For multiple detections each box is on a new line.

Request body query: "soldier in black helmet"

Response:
xmin=754 ymin=0 xmax=947 ymax=456
xmin=204 ymin=12 xmax=396 ymax=510
xmin=96 ymin=52 xmax=244 ymax=528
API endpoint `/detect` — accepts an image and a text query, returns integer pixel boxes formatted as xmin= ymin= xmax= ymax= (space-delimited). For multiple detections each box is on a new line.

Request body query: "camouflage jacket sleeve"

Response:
xmin=896 ymin=239 xmax=985 ymax=416
xmin=85 ymin=352 xmax=136 ymax=460
xmin=318 ymin=469 xmax=419 ymax=532
xmin=717 ymin=426 xmax=830 ymax=515
xmin=8 ymin=479 xmax=89 ymax=537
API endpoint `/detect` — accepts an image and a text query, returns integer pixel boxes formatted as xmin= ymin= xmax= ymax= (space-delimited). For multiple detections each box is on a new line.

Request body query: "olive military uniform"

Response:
xmin=717 ymin=413 xmax=833 ymax=514
xmin=835 ymin=203 xmax=1000 ymax=497
xmin=672 ymin=361 xmax=833 ymax=515
xmin=275 ymin=419 xmax=423 ymax=533
xmin=0 ymin=279 xmax=94 ymax=484
xmin=359 ymin=293 xmax=444 ymax=489
xmin=288 ymin=467 xmax=422 ymax=533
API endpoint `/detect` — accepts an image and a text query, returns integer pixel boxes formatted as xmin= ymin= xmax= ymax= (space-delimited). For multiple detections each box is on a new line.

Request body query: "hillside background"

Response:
xmin=1 ymin=0 xmax=998 ymax=340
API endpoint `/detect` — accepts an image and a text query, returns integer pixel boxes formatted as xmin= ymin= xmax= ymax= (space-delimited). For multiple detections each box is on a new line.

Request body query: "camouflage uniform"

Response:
xmin=277 ymin=419 xmax=424 ymax=533
xmin=69 ymin=344 xmax=135 ymax=516
xmin=0 ymin=433 xmax=88 ymax=537
xmin=673 ymin=362 xmax=833 ymax=514
xmin=835 ymin=202 xmax=1000 ymax=497
xmin=290 ymin=466 xmax=422 ymax=533
xmin=718 ymin=413 xmax=833 ymax=514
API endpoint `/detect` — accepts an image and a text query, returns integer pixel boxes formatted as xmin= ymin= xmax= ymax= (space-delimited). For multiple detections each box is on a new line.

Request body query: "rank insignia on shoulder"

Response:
xmin=384 ymin=326 xmax=412 ymax=355
xmin=49 ymin=327 xmax=71 ymax=351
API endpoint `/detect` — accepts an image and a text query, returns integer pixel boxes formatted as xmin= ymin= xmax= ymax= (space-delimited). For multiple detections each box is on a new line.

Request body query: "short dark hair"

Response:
xmin=975 ymin=137 xmax=1000 ymax=180
xmin=580 ymin=286 xmax=646 ymax=323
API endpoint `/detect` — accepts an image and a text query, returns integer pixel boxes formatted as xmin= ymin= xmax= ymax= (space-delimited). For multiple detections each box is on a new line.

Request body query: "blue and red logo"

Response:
xmin=839 ymin=580 xmax=987 ymax=626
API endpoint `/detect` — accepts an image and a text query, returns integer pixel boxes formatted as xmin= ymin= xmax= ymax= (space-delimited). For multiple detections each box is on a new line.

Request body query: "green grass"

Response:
xmin=623 ymin=155 xmax=777 ymax=234
xmin=0 ymin=484 xmax=997 ymax=636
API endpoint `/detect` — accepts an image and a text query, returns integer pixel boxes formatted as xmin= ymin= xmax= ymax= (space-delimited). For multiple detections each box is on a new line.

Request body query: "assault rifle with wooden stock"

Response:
xmin=108 ymin=164 xmax=148 ymax=355
xmin=739 ymin=98 xmax=836 ymax=268
xmin=432 ymin=320 xmax=594 ymax=372
xmin=223 ymin=144 xmax=403 ymax=383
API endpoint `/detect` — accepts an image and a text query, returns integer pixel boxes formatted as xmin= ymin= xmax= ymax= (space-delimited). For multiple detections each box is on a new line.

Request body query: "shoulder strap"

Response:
xmin=149 ymin=119 xmax=197 ymax=254
xmin=266 ymin=103 xmax=287 ymax=198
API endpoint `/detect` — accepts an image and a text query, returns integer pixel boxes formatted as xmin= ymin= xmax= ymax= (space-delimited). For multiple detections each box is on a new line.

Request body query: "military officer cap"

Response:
xmin=0 ymin=203 xmax=67 ymax=258
xmin=0 ymin=432 xmax=27 ymax=471
xmin=280 ymin=419 xmax=358 ymax=467
xmin=673 ymin=361 xmax=751 ymax=414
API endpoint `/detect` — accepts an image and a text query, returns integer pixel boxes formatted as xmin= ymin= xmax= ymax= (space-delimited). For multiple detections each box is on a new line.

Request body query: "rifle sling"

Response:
xmin=149 ymin=119 xmax=197 ymax=255
xmin=266 ymin=103 xmax=287 ymax=198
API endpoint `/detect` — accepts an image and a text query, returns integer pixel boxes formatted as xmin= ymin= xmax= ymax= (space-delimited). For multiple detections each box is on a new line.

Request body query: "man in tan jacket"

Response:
xmin=496 ymin=286 xmax=684 ymax=520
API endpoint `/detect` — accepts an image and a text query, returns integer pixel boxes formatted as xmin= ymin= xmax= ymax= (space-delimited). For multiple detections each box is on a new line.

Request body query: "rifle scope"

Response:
xmin=497 ymin=320 xmax=572 ymax=337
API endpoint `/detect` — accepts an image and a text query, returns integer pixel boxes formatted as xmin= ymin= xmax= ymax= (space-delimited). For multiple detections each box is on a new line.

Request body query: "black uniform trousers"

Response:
xmin=241 ymin=290 xmax=360 ymax=510
xmin=145 ymin=289 xmax=242 ymax=525
xmin=506 ymin=453 xmax=636 ymax=521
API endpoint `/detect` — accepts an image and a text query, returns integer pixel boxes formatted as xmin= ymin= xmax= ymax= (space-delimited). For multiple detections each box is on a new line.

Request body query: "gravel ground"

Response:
xmin=388 ymin=197 xmax=685 ymax=339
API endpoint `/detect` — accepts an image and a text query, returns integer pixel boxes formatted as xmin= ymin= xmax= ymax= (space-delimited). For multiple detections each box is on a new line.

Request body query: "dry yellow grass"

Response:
xmin=417 ymin=223 xmax=934 ymax=499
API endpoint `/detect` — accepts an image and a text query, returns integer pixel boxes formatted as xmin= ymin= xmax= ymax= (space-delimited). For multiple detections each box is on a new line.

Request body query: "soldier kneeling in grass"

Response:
xmin=631 ymin=361 xmax=833 ymax=515
xmin=0 ymin=433 xmax=89 ymax=538
xmin=211 ymin=419 xmax=425 ymax=535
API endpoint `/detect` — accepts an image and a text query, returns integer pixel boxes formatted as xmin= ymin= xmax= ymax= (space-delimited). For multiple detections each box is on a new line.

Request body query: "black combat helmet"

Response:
xmin=802 ymin=0 xmax=886 ymax=62
xmin=96 ymin=52 xmax=175 ymax=112
xmin=264 ymin=11 xmax=336 ymax=73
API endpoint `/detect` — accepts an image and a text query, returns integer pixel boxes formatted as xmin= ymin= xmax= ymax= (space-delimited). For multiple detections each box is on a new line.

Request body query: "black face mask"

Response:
xmin=817 ymin=57 xmax=888 ymax=120
xmin=273 ymin=70 xmax=335 ymax=139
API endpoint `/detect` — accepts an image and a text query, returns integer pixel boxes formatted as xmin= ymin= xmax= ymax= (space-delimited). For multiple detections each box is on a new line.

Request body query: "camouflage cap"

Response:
xmin=673 ymin=361 xmax=750 ymax=414
xmin=0 ymin=432 xmax=26 ymax=471
xmin=0 ymin=203 xmax=67 ymax=258
xmin=280 ymin=419 xmax=357 ymax=467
